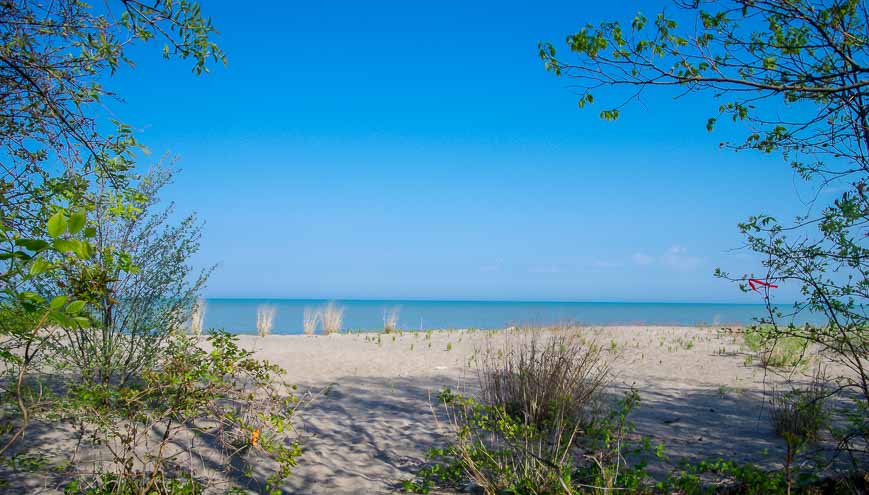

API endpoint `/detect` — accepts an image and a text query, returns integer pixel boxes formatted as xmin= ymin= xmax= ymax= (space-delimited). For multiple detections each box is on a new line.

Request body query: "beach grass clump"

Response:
xmin=477 ymin=326 xmax=609 ymax=429
xmin=190 ymin=297 xmax=206 ymax=336
xmin=383 ymin=307 xmax=400 ymax=333
xmin=770 ymin=367 xmax=830 ymax=444
xmin=742 ymin=326 xmax=808 ymax=369
xmin=256 ymin=304 xmax=277 ymax=337
xmin=303 ymin=307 xmax=320 ymax=335
xmin=405 ymin=325 xmax=625 ymax=493
xmin=321 ymin=302 xmax=344 ymax=334
xmin=769 ymin=368 xmax=830 ymax=492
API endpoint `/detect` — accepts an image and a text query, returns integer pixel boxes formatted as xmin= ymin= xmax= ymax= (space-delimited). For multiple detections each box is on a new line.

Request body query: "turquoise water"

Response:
xmin=201 ymin=299 xmax=823 ymax=334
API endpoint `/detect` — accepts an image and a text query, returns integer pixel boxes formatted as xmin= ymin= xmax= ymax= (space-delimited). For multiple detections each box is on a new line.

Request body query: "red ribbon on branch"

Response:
xmin=748 ymin=278 xmax=778 ymax=292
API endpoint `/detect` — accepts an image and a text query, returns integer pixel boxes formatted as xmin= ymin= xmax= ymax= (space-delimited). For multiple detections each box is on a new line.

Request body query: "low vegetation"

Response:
xmin=321 ymin=302 xmax=344 ymax=335
xmin=475 ymin=327 xmax=608 ymax=430
xmin=303 ymin=307 xmax=320 ymax=335
xmin=741 ymin=326 xmax=809 ymax=370
xmin=257 ymin=304 xmax=278 ymax=337
xmin=405 ymin=326 xmax=868 ymax=494
xmin=769 ymin=369 xmax=830 ymax=494
xmin=383 ymin=307 xmax=400 ymax=333
xmin=63 ymin=331 xmax=305 ymax=494
xmin=404 ymin=327 xmax=656 ymax=494
xmin=0 ymin=168 xmax=308 ymax=492
xmin=190 ymin=298 xmax=207 ymax=337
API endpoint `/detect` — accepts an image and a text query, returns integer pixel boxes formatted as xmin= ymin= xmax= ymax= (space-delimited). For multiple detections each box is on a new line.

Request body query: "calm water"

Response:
xmin=200 ymin=299 xmax=823 ymax=334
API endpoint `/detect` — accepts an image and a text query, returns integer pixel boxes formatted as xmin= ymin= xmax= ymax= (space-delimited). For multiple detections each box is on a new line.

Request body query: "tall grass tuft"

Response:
xmin=256 ymin=304 xmax=277 ymax=337
xmin=410 ymin=325 xmax=617 ymax=494
xmin=477 ymin=325 xmax=609 ymax=429
xmin=321 ymin=302 xmax=344 ymax=335
xmin=769 ymin=366 xmax=830 ymax=493
xmin=303 ymin=307 xmax=320 ymax=335
xmin=190 ymin=297 xmax=206 ymax=336
xmin=383 ymin=306 xmax=400 ymax=333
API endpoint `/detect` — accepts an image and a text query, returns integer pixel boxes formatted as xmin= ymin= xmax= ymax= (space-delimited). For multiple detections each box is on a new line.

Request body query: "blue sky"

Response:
xmin=107 ymin=0 xmax=824 ymax=302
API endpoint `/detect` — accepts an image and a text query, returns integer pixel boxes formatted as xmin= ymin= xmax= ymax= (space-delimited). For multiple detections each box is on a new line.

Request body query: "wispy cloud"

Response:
xmin=591 ymin=259 xmax=624 ymax=269
xmin=631 ymin=245 xmax=702 ymax=271
xmin=631 ymin=253 xmax=655 ymax=266
xmin=661 ymin=245 xmax=702 ymax=270
xmin=528 ymin=264 xmax=564 ymax=274
xmin=480 ymin=257 xmax=505 ymax=273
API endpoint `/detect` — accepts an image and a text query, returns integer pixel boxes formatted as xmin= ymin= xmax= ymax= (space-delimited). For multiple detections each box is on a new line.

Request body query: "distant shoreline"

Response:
xmin=196 ymin=299 xmax=822 ymax=334
xmin=202 ymin=297 xmax=777 ymax=306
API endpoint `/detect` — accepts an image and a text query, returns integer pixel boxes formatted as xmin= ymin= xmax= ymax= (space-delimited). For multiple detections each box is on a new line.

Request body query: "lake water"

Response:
xmin=200 ymin=299 xmax=821 ymax=334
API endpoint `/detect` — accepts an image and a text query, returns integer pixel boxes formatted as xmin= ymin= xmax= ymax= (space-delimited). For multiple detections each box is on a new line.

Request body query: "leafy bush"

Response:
xmin=40 ymin=167 xmax=211 ymax=387
xmin=61 ymin=330 xmax=304 ymax=494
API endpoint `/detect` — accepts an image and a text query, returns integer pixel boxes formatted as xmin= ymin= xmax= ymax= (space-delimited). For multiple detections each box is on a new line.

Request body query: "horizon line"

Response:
xmin=200 ymin=297 xmax=780 ymax=306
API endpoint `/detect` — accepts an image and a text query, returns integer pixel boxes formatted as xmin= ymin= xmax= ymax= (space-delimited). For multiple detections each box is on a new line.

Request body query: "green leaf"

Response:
xmin=18 ymin=292 xmax=45 ymax=304
xmin=83 ymin=227 xmax=97 ymax=238
xmin=68 ymin=210 xmax=86 ymax=235
xmin=15 ymin=239 xmax=50 ymax=251
xmin=50 ymin=295 xmax=68 ymax=309
xmin=53 ymin=239 xmax=81 ymax=254
xmin=706 ymin=117 xmax=717 ymax=132
xmin=66 ymin=300 xmax=87 ymax=315
xmin=0 ymin=251 xmax=31 ymax=261
xmin=47 ymin=212 xmax=67 ymax=238
xmin=77 ymin=241 xmax=93 ymax=260
xmin=29 ymin=258 xmax=51 ymax=276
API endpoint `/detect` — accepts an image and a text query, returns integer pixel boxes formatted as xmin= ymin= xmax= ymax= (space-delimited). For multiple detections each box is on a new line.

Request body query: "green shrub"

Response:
xmin=61 ymin=330 xmax=304 ymax=494
xmin=661 ymin=459 xmax=794 ymax=495
xmin=405 ymin=388 xmax=651 ymax=494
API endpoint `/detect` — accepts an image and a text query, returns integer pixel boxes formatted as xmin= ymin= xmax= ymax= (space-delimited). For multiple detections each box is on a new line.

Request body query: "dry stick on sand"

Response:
xmin=190 ymin=298 xmax=206 ymax=336
xmin=303 ymin=307 xmax=320 ymax=335
xmin=321 ymin=302 xmax=344 ymax=334
xmin=256 ymin=305 xmax=277 ymax=337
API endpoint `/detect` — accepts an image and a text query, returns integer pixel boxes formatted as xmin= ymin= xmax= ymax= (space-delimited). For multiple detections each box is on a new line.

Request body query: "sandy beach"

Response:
xmin=222 ymin=325 xmax=810 ymax=494
xmin=6 ymin=324 xmax=829 ymax=494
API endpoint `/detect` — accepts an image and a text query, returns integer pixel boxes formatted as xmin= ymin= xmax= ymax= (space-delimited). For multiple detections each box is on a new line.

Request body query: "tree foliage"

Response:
xmin=541 ymin=0 xmax=868 ymax=465
xmin=1 ymin=0 xmax=224 ymax=306
xmin=0 ymin=0 xmax=233 ymax=484
xmin=41 ymin=166 xmax=212 ymax=386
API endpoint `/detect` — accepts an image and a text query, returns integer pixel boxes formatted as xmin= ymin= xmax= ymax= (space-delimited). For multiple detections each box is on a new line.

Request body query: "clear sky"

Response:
xmin=106 ymin=0 xmax=825 ymax=302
